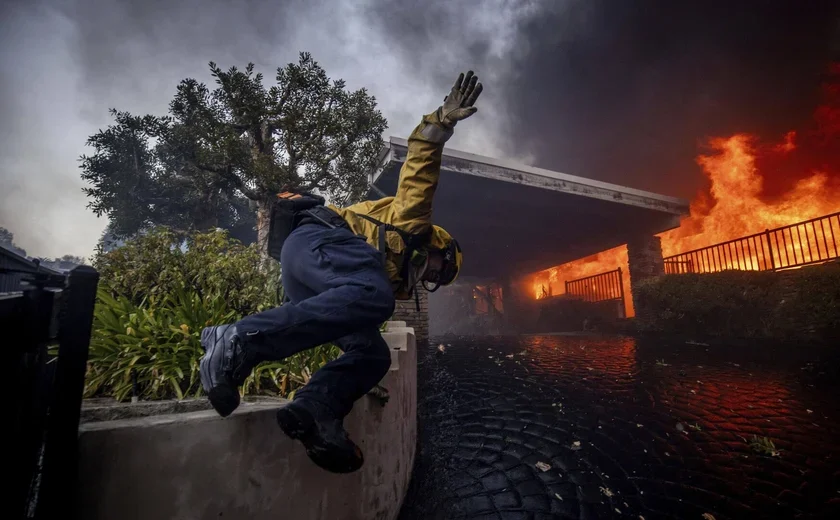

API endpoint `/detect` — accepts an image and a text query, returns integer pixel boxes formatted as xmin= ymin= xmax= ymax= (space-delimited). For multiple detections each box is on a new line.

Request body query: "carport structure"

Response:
xmin=367 ymin=137 xmax=690 ymax=279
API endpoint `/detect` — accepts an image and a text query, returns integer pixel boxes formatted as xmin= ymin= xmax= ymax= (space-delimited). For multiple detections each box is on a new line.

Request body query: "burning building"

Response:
xmin=531 ymin=64 xmax=840 ymax=319
xmin=366 ymin=135 xmax=689 ymax=336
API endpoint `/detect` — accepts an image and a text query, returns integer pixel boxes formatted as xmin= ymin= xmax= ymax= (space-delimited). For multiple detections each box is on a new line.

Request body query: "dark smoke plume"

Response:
xmin=371 ymin=0 xmax=840 ymax=198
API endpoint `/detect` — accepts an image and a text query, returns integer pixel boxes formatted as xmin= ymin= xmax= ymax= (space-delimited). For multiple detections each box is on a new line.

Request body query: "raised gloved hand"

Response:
xmin=438 ymin=70 xmax=483 ymax=128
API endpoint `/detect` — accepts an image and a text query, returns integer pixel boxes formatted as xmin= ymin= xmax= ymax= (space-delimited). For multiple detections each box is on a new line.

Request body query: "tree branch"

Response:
xmin=302 ymin=130 xmax=360 ymax=191
xmin=189 ymin=159 xmax=260 ymax=200
xmin=298 ymin=96 xmax=334 ymax=159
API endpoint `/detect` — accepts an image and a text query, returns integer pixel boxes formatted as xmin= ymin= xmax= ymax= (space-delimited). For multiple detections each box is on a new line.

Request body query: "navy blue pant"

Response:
xmin=235 ymin=221 xmax=395 ymax=418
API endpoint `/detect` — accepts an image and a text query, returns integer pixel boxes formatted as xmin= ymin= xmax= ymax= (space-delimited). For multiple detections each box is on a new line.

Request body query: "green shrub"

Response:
xmin=86 ymin=226 xmax=343 ymax=402
xmin=92 ymin=227 xmax=279 ymax=316
xmin=86 ymin=285 xmax=238 ymax=400
xmin=241 ymin=344 xmax=342 ymax=398
xmin=634 ymin=263 xmax=840 ymax=341
xmin=86 ymin=284 xmax=344 ymax=401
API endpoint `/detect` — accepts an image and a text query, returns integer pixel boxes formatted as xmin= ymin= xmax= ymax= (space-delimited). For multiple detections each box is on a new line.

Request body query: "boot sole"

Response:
xmin=276 ymin=405 xmax=364 ymax=474
xmin=207 ymin=385 xmax=240 ymax=418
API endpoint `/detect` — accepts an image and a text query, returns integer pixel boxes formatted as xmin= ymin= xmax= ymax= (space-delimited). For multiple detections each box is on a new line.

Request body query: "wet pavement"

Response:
xmin=398 ymin=334 xmax=840 ymax=520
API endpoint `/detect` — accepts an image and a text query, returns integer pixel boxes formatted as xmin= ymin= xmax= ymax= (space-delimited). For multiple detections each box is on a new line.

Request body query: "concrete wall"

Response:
xmin=535 ymin=296 xmax=624 ymax=333
xmin=76 ymin=323 xmax=417 ymax=520
xmin=502 ymin=275 xmax=541 ymax=333
xmin=392 ymin=288 xmax=428 ymax=344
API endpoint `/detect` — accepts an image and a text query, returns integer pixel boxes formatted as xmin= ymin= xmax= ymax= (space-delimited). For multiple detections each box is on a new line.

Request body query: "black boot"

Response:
xmin=276 ymin=398 xmax=364 ymax=474
xmin=199 ymin=325 xmax=260 ymax=417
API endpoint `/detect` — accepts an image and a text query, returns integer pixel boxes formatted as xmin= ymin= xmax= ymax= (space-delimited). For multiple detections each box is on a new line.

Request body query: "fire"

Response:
xmin=531 ymin=246 xmax=632 ymax=317
xmin=660 ymin=132 xmax=839 ymax=258
xmin=532 ymin=64 xmax=840 ymax=317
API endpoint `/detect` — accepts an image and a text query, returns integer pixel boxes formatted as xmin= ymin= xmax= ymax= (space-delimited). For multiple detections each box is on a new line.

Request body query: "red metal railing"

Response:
xmin=564 ymin=267 xmax=626 ymax=318
xmin=664 ymin=211 xmax=840 ymax=274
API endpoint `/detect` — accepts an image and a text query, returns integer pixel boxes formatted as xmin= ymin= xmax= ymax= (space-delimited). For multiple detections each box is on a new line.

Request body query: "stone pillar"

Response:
xmin=627 ymin=235 xmax=665 ymax=317
xmin=498 ymin=275 xmax=538 ymax=333
xmin=392 ymin=288 xmax=428 ymax=345
xmin=500 ymin=277 xmax=521 ymax=332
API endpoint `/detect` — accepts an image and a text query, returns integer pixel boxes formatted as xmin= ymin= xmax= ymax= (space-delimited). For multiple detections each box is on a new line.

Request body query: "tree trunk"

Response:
xmin=193 ymin=188 xmax=220 ymax=232
xmin=256 ymin=198 xmax=272 ymax=267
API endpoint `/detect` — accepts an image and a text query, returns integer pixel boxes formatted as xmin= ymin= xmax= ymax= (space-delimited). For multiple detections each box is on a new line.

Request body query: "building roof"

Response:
xmin=0 ymin=243 xmax=63 ymax=275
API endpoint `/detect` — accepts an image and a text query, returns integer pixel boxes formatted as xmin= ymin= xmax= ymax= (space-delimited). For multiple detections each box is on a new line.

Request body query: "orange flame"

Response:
xmin=531 ymin=247 xmax=632 ymax=316
xmin=531 ymin=64 xmax=840 ymax=317
xmin=661 ymin=133 xmax=839 ymax=258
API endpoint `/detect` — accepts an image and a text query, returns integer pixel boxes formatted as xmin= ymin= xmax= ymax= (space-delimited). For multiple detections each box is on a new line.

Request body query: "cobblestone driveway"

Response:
xmin=399 ymin=334 xmax=840 ymax=520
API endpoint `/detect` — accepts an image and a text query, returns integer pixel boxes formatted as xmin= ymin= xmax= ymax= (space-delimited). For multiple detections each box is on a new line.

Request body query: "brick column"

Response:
xmin=626 ymin=235 xmax=665 ymax=317
xmin=392 ymin=288 xmax=428 ymax=345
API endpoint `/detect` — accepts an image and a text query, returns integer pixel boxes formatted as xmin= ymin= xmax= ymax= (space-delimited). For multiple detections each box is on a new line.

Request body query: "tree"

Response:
xmin=0 ymin=226 xmax=27 ymax=257
xmin=81 ymin=52 xmax=387 ymax=256
xmin=80 ymin=110 xmax=256 ymax=243
xmin=0 ymin=227 xmax=13 ymax=245
xmin=96 ymin=223 xmax=125 ymax=254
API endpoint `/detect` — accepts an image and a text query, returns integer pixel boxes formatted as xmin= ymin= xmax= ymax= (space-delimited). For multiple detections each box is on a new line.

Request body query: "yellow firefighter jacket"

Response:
xmin=328 ymin=111 xmax=455 ymax=300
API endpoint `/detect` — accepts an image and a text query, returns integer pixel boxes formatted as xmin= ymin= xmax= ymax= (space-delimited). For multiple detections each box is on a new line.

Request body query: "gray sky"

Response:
xmin=0 ymin=0 xmax=530 ymax=258
xmin=2 ymin=0 xmax=837 ymax=259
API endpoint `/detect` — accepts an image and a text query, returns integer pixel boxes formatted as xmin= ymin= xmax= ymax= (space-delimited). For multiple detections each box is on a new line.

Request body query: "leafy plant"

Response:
xmin=85 ymin=226 xmax=390 ymax=403
xmin=86 ymin=284 xmax=343 ymax=402
xmin=241 ymin=344 xmax=342 ymax=398
xmin=747 ymin=435 xmax=780 ymax=457
xmin=85 ymin=285 xmax=237 ymax=401
xmin=93 ymin=227 xmax=280 ymax=316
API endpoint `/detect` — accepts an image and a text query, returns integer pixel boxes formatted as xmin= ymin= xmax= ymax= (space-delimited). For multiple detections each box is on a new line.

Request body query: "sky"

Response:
xmin=1 ymin=0 xmax=838 ymax=259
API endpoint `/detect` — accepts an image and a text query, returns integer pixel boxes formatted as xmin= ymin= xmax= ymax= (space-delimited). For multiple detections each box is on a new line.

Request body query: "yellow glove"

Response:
xmin=439 ymin=70 xmax=483 ymax=128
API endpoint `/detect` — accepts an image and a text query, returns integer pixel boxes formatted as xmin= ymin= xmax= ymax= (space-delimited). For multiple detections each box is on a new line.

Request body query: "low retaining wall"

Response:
xmin=534 ymin=295 xmax=624 ymax=333
xmin=76 ymin=322 xmax=417 ymax=520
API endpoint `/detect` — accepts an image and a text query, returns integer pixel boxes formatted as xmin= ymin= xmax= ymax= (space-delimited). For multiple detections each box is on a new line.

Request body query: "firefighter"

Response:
xmin=199 ymin=71 xmax=483 ymax=473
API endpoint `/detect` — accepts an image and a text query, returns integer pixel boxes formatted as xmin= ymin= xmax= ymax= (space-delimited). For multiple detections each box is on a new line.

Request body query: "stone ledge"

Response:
xmin=76 ymin=323 xmax=417 ymax=520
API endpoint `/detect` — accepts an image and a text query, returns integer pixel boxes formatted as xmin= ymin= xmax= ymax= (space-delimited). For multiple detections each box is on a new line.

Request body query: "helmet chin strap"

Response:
xmin=411 ymin=256 xmax=443 ymax=293
xmin=409 ymin=255 xmax=430 ymax=290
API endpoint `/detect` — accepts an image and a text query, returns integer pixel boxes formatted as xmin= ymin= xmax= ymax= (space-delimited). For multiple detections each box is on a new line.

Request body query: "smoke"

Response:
xmin=2 ymin=0 xmax=838 ymax=258
xmin=373 ymin=0 xmax=840 ymax=198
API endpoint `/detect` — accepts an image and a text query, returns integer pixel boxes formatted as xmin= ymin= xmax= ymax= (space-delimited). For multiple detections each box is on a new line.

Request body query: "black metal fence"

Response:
xmin=664 ymin=211 xmax=840 ymax=274
xmin=6 ymin=264 xmax=99 ymax=519
xmin=565 ymin=268 xmax=626 ymax=318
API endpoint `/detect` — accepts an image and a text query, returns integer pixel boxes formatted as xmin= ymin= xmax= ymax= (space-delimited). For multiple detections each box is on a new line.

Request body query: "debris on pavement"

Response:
xmin=535 ymin=461 xmax=551 ymax=472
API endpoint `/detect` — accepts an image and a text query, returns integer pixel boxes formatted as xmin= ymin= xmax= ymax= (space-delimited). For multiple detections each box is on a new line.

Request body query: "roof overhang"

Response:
xmin=367 ymin=137 xmax=690 ymax=278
